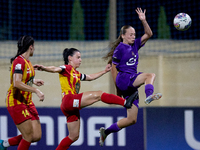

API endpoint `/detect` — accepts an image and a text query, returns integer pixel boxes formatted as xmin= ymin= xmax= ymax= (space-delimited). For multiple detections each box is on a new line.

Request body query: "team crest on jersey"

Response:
xmin=75 ymin=82 xmax=80 ymax=94
xmin=126 ymin=57 xmax=136 ymax=66
xmin=73 ymin=99 xmax=79 ymax=107
xmin=27 ymin=76 xmax=34 ymax=86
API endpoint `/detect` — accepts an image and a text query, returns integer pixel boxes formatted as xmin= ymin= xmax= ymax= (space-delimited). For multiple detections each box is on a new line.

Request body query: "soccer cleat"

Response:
xmin=0 ymin=140 xmax=7 ymax=150
xmin=144 ymin=93 xmax=162 ymax=104
xmin=99 ymin=127 xmax=107 ymax=147
xmin=124 ymin=91 xmax=138 ymax=109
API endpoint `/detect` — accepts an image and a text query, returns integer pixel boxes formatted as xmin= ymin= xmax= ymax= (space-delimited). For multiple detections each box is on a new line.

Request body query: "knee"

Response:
xmin=69 ymin=133 xmax=79 ymax=142
xmin=36 ymin=136 xmax=42 ymax=142
xmin=147 ymin=73 xmax=156 ymax=79
xmin=73 ymin=135 xmax=79 ymax=142
xmin=130 ymin=118 xmax=137 ymax=125
xmin=151 ymin=73 xmax=156 ymax=79
xmin=93 ymin=90 xmax=104 ymax=101
xmin=22 ymin=131 xmax=34 ymax=142
xmin=127 ymin=118 xmax=137 ymax=126
xmin=32 ymin=134 xmax=42 ymax=142
xmin=31 ymin=130 xmax=42 ymax=142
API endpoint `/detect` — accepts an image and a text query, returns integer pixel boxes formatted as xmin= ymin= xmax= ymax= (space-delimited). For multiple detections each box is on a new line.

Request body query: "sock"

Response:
xmin=105 ymin=122 xmax=121 ymax=135
xmin=8 ymin=134 xmax=22 ymax=146
xmin=17 ymin=139 xmax=31 ymax=150
xmin=101 ymin=93 xmax=125 ymax=106
xmin=145 ymin=84 xmax=154 ymax=98
xmin=2 ymin=140 xmax=10 ymax=147
xmin=56 ymin=136 xmax=74 ymax=150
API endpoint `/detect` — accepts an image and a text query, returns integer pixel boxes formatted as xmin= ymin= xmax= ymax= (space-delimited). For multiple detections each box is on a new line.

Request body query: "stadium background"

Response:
xmin=0 ymin=0 xmax=200 ymax=149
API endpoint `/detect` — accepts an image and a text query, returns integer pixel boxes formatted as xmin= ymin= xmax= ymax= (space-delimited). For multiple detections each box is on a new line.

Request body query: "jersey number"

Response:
xmin=22 ymin=109 xmax=29 ymax=117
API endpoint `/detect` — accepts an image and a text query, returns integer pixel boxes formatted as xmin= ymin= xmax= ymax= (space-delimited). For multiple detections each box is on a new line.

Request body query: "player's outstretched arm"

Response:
xmin=135 ymin=7 xmax=153 ymax=45
xmin=34 ymin=64 xmax=62 ymax=73
xmin=85 ymin=64 xmax=111 ymax=81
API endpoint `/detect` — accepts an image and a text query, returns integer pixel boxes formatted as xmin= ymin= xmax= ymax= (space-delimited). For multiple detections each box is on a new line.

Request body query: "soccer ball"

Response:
xmin=173 ymin=13 xmax=192 ymax=31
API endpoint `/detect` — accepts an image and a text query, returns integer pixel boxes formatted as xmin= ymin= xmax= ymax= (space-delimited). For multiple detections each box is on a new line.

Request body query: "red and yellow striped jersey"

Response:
xmin=6 ymin=55 xmax=35 ymax=107
xmin=59 ymin=65 xmax=86 ymax=97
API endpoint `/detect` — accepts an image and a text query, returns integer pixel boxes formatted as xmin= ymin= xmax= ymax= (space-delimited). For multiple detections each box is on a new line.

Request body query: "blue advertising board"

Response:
xmin=0 ymin=107 xmax=144 ymax=150
xmin=145 ymin=107 xmax=200 ymax=150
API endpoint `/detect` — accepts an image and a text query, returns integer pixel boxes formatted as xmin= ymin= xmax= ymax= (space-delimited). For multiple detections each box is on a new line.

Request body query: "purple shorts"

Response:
xmin=116 ymin=72 xmax=142 ymax=108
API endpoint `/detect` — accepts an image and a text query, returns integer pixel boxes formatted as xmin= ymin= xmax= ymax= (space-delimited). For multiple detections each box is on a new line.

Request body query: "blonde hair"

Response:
xmin=103 ymin=25 xmax=132 ymax=64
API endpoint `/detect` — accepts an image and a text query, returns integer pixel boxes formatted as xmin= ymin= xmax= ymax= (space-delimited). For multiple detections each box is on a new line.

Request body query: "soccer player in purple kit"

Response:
xmin=99 ymin=7 xmax=162 ymax=146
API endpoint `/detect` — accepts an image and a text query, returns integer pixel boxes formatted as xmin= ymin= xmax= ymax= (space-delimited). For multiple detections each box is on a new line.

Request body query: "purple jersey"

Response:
xmin=112 ymin=38 xmax=144 ymax=74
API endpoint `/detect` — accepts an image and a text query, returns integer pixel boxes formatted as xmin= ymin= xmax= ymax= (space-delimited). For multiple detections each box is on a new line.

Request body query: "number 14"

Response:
xmin=22 ymin=109 xmax=29 ymax=117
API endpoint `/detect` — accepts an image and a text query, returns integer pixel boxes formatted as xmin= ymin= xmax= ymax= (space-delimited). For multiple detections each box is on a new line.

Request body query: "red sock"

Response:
xmin=101 ymin=93 xmax=125 ymax=106
xmin=17 ymin=139 xmax=31 ymax=150
xmin=56 ymin=136 xmax=74 ymax=150
xmin=8 ymin=135 xmax=22 ymax=146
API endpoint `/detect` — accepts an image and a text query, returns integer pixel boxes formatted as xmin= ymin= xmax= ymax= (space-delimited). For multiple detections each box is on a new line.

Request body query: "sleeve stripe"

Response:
xmin=112 ymin=57 xmax=120 ymax=63
xmin=81 ymin=74 xmax=86 ymax=81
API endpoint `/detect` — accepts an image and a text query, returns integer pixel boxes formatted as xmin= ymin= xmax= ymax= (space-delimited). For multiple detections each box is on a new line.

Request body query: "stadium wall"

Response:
xmin=0 ymin=40 xmax=200 ymax=107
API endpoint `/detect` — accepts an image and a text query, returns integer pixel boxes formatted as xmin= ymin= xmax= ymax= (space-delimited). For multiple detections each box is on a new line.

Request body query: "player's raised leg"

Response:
xmin=81 ymin=90 xmax=138 ymax=109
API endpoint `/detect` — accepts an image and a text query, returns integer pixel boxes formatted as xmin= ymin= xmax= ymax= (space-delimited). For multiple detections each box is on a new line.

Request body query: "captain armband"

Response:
xmin=59 ymin=65 xmax=66 ymax=74
xmin=14 ymin=69 xmax=23 ymax=74
xmin=81 ymin=74 xmax=86 ymax=81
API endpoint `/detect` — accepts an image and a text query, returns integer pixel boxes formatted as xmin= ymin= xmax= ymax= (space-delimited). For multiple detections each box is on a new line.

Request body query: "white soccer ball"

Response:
xmin=173 ymin=13 xmax=192 ymax=31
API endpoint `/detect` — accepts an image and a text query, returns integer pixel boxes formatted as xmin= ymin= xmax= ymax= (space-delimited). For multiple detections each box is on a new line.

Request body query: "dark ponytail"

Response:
xmin=63 ymin=48 xmax=80 ymax=64
xmin=10 ymin=35 xmax=34 ymax=64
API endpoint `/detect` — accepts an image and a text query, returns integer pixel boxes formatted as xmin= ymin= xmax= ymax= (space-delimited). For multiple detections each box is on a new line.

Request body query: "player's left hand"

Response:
xmin=105 ymin=64 xmax=112 ymax=72
xmin=34 ymin=79 xmax=44 ymax=86
xmin=135 ymin=7 xmax=146 ymax=21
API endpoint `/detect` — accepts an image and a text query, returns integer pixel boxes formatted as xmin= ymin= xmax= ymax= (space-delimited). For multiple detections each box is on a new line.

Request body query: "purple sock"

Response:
xmin=145 ymin=84 xmax=154 ymax=98
xmin=105 ymin=122 xmax=121 ymax=135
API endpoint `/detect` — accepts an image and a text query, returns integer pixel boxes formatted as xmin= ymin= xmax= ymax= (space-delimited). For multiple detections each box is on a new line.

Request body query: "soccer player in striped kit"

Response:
xmin=99 ymin=8 xmax=162 ymax=146
xmin=33 ymin=48 xmax=137 ymax=150
xmin=0 ymin=36 xmax=44 ymax=150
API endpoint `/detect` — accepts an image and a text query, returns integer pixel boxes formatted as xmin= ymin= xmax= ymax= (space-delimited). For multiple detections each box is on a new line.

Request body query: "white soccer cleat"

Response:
xmin=99 ymin=127 xmax=107 ymax=147
xmin=144 ymin=93 xmax=162 ymax=104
